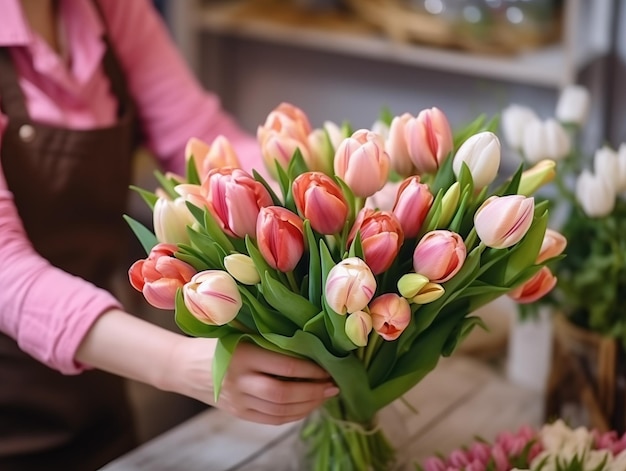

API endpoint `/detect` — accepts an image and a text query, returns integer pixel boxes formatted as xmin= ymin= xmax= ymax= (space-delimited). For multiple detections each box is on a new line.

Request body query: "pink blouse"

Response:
xmin=0 ymin=0 xmax=262 ymax=374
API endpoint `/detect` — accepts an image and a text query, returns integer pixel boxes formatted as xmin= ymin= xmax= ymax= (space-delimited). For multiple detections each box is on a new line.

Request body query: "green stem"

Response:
xmin=285 ymin=270 xmax=299 ymax=292
xmin=363 ymin=332 xmax=382 ymax=370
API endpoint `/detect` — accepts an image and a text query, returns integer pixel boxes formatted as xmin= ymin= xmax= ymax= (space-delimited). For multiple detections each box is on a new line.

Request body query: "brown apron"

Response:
xmin=0 ymin=19 xmax=139 ymax=471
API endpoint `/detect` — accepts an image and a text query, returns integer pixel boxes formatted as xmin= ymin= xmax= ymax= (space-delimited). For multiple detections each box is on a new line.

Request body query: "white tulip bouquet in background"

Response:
xmin=501 ymin=86 xmax=626 ymax=344
xmin=126 ymin=102 xmax=563 ymax=470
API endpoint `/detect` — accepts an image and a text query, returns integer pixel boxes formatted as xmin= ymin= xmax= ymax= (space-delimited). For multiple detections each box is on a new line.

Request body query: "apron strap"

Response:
xmin=0 ymin=50 xmax=30 ymax=120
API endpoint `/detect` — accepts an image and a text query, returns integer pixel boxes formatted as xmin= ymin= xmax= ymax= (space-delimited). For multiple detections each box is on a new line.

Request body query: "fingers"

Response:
xmin=234 ymin=342 xmax=331 ymax=381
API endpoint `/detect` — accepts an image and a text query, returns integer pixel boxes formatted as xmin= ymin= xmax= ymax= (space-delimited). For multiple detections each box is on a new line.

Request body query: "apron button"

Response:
xmin=19 ymin=124 xmax=36 ymax=143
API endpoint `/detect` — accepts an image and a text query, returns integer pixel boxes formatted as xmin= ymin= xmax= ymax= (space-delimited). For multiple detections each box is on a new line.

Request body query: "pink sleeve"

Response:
xmin=0 ymin=110 xmax=123 ymax=375
xmin=99 ymin=0 xmax=263 ymax=176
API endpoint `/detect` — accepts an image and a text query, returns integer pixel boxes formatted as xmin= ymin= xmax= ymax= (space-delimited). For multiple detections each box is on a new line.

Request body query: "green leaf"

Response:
xmin=245 ymin=236 xmax=279 ymax=280
xmin=187 ymin=229 xmax=226 ymax=267
xmin=123 ymin=215 xmax=158 ymax=255
xmin=303 ymin=221 xmax=322 ymax=308
xmin=175 ymin=244 xmax=213 ymax=270
xmin=129 ymin=185 xmax=158 ymax=210
xmin=441 ymin=315 xmax=488 ymax=356
xmin=288 ymin=147 xmax=309 ymax=180
xmin=261 ymin=272 xmax=319 ymax=328
xmin=347 ymin=231 xmax=364 ymax=260
xmin=504 ymin=204 xmax=548 ymax=284
xmin=379 ymin=106 xmax=394 ymax=127
xmin=322 ymin=298 xmax=359 ymax=354
xmin=153 ymin=169 xmax=179 ymax=199
xmin=238 ymin=286 xmax=297 ymax=336
xmin=185 ymin=155 xmax=201 ymax=185
xmin=252 ymin=169 xmax=283 ymax=206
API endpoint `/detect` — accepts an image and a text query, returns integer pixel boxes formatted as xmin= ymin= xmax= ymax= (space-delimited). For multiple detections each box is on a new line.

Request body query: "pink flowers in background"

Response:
xmin=125 ymin=100 xmax=564 ymax=471
xmin=419 ymin=420 xmax=626 ymax=471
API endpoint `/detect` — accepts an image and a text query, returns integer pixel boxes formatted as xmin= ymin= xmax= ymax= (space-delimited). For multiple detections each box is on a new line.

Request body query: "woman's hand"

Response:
xmin=164 ymin=337 xmax=339 ymax=425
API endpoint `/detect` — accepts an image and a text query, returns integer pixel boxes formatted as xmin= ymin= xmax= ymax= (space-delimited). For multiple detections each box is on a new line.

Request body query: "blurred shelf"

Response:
xmin=186 ymin=0 xmax=611 ymax=88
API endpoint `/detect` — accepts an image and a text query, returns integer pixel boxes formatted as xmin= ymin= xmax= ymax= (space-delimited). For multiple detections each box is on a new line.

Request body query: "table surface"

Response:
xmin=100 ymin=354 xmax=544 ymax=470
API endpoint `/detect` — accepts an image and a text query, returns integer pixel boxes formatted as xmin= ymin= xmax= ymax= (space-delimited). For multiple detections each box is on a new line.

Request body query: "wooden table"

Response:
xmin=100 ymin=355 xmax=543 ymax=470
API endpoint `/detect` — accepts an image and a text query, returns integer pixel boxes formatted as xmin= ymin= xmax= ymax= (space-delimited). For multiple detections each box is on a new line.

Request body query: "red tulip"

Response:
xmin=129 ymin=243 xmax=197 ymax=310
xmin=292 ymin=172 xmax=349 ymax=235
xmin=508 ymin=266 xmax=557 ymax=304
xmin=256 ymin=206 xmax=305 ymax=272
xmin=348 ymin=208 xmax=404 ymax=275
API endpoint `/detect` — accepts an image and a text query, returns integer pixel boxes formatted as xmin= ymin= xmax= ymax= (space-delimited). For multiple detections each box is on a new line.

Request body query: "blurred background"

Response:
xmin=128 ymin=0 xmax=625 ymax=444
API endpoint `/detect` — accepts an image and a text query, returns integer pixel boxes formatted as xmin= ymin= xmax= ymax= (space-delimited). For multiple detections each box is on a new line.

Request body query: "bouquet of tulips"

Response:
xmin=127 ymin=102 xmax=563 ymax=470
xmin=418 ymin=419 xmax=626 ymax=471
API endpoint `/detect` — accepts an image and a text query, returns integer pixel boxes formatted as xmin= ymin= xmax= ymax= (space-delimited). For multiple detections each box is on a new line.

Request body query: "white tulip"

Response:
xmin=153 ymin=194 xmax=195 ymax=245
xmin=522 ymin=118 xmax=571 ymax=164
xmin=593 ymin=146 xmax=619 ymax=193
xmin=452 ymin=131 xmax=501 ymax=189
xmin=501 ymin=103 xmax=539 ymax=150
xmin=617 ymin=143 xmax=626 ymax=192
xmin=323 ymin=120 xmax=347 ymax=151
xmin=575 ymin=169 xmax=616 ymax=218
xmin=555 ymin=85 xmax=591 ymax=126
xmin=371 ymin=119 xmax=390 ymax=142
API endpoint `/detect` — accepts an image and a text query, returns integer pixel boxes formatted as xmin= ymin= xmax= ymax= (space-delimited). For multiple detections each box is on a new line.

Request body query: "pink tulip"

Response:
xmin=348 ymin=208 xmax=404 ymax=275
xmin=179 ymin=167 xmax=273 ymax=239
xmin=386 ymin=113 xmax=417 ymax=177
xmin=536 ymin=228 xmax=567 ymax=264
xmin=405 ymin=107 xmax=454 ymax=175
xmin=325 ymin=257 xmax=376 ymax=314
xmin=369 ymin=294 xmax=411 ymax=341
xmin=508 ymin=266 xmax=557 ymax=304
xmin=185 ymin=137 xmax=210 ymax=167
xmin=256 ymin=206 xmax=305 ymax=272
xmin=334 ymin=129 xmax=390 ymax=198
xmin=413 ymin=230 xmax=466 ymax=283
xmin=448 ymin=449 xmax=471 ymax=468
xmin=489 ymin=444 xmax=510 ymax=471
xmin=392 ymin=176 xmax=434 ymax=238
xmin=129 ymin=243 xmax=197 ymax=310
xmin=257 ymin=102 xmax=313 ymax=177
xmin=344 ymin=310 xmax=373 ymax=347
xmin=292 ymin=172 xmax=349 ymax=235
xmin=183 ymin=270 xmax=242 ymax=325
xmin=422 ymin=457 xmax=447 ymax=471
xmin=474 ymin=195 xmax=535 ymax=249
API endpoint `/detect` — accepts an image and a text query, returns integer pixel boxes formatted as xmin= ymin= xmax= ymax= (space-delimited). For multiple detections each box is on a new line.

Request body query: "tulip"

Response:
xmin=386 ymin=113 xmax=416 ymax=177
xmin=618 ymin=143 xmax=626 ymax=193
xmin=323 ymin=120 xmax=348 ymax=151
xmin=369 ymin=293 xmax=411 ymax=341
xmin=555 ymin=85 xmax=591 ymax=126
xmin=575 ymin=169 xmax=616 ymax=218
xmin=325 ymin=257 xmax=376 ymax=314
xmin=452 ymin=132 xmax=501 ymax=189
xmin=593 ymin=146 xmax=620 ymax=193
xmin=224 ymin=253 xmax=261 ymax=285
xmin=306 ymin=128 xmax=334 ymax=175
xmin=183 ymin=270 xmax=242 ymax=325
xmin=411 ymin=282 xmax=445 ymax=304
xmin=422 ymin=457 xmax=447 ymax=471
xmin=179 ymin=167 xmax=273 ymax=239
xmin=199 ymin=135 xmax=241 ymax=179
xmin=129 ymin=243 xmax=197 ymax=310
xmin=474 ymin=195 xmax=535 ymax=249
xmin=439 ymin=181 xmax=461 ymax=228
xmin=365 ymin=181 xmax=401 ymax=212
xmin=256 ymin=206 xmax=305 ymax=272
xmin=508 ymin=266 xmax=557 ymax=304
xmin=521 ymin=118 xmax=571 ymax=164
xmin=334 ymin=129 xmax=390 ymax=198
xmin=536 ymin=228 xmax=567 ymax=264
xmin=344 ymin=310 xmax=373 ymax=347
xmin=397 ymin=273 xmax=430 ymax=299
xmin=292 ymin=172 xmax=349 ymax=234
xmin=185 ymin=136 xmax=210 ymax=165
xmin=405 ymin=107 xmax=454 ymax=175
xmin=153 ymin=191 xmax=196 ymax=245
xmin=371 ymin=119 xmax=390 ymax=141
xmin=413 ymin=230 xmax=466 ymax=283
xmin=257 ymin=102 xmax=313 ymax=177
xmin=348 ymin=208 xmax=404 ymax=274
xmin=391 ymin=176 xmax=433 ymax=238
xmin=500 ymin=104 xmax=539 ymax=150
xmin=517 ymin=159 xmax=556 ymax=196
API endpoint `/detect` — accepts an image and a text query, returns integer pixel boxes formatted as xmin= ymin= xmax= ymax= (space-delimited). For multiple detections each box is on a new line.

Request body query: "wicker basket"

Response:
xmin=545 ymin=313 xmax=625 ymax=433
xmin=343 ymin=0 xmax=560 ymax=55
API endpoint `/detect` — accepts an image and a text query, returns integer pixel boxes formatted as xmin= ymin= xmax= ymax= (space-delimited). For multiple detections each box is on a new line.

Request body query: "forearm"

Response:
xmin=75 ymin=309 xmax=218 ymax=403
